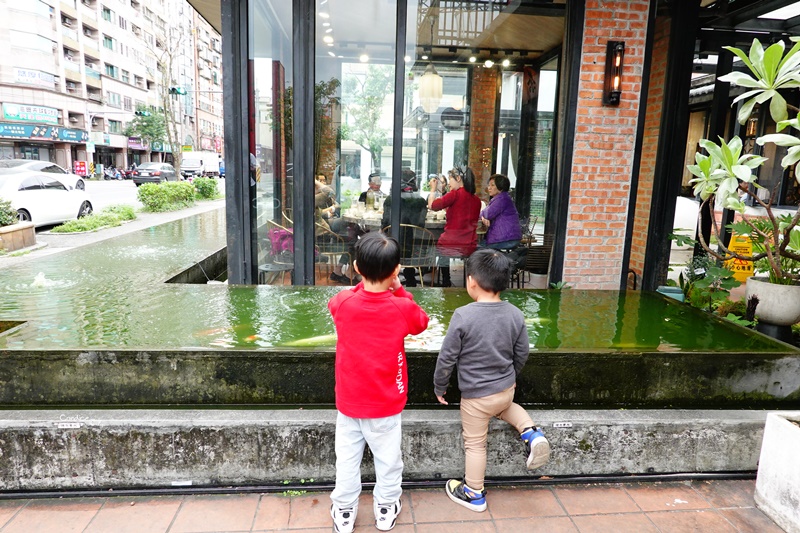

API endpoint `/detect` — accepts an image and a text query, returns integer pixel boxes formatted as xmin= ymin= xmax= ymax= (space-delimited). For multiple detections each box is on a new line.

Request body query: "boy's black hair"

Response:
xmin=355 ymin=232 xmax=401 ymax=282
xmin=466 ymin=249 xmax=512 ymax=293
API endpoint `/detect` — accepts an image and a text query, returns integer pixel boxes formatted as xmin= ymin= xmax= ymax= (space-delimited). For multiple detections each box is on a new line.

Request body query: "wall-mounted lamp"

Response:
xmin=602 ymin=41 xmax=625 ymax=106
xmin=745 ymin=108 xmax=760 ymax=138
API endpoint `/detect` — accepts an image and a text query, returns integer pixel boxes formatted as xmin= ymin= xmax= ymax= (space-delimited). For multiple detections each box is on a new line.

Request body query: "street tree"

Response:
xmin=123 ymin=105 xmax=166 ymax=147
xmin=342 ymin=65 xmax=394 ymax=170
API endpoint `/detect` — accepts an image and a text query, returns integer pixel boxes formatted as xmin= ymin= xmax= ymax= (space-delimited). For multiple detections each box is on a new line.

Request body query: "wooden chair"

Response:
xmin=261 ymin=219 xmax=294 ymax=285
xmin=315 ymin=223 xmax=353 ymax=284
xmin=512 ymin=234 xmax=553 ymax=288
xmin=383 ymin=224 xmax=438 ymax=288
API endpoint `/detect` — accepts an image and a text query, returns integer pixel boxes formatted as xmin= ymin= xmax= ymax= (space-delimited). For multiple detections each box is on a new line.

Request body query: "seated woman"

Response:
xmin=315 ymin=179 xmax=356 ymax=284
xmin=480 ymin=174 xmax=522 ymax=250
xmin=429 ymin=166 xmax=481 ymax=287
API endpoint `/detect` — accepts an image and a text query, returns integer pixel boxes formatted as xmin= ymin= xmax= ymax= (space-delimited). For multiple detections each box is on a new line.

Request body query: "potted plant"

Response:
xmin=0 ymin=197 xmax=35 ymax=253
xmin=687 ymin=37 xmax=800 ymax=328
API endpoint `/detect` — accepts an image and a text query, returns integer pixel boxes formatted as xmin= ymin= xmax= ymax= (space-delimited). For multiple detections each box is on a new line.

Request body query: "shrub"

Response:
xmin=0 ymin=198 xmax=17 ymax=227
xmin=51 ymin=212 xmax=122 ymax=233
xmin=193 ymin=177 xmax=219 ymax=199
xmin=102 ymin=204 xmax=137 ymax=221
xmin=138 ymin=181 xmax=196 ymax=212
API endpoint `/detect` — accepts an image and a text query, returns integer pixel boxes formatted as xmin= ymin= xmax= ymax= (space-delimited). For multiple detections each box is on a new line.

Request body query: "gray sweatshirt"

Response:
xmin=433 ymin=301 xmax=530 ymax=399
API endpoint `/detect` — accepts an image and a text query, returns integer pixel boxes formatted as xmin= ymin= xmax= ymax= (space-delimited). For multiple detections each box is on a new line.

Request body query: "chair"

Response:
xmin=261 ymin=220 xmax=294 ymax=285
xmin=316 ymin=223 xmax=353 ymax=284
xmin=520 ymin=215 xmax=538 ymax=245
xmin=383 ymin=224 xmax=438 ymax=288
xmin=511 ymin=234 xmax=553 ymax=288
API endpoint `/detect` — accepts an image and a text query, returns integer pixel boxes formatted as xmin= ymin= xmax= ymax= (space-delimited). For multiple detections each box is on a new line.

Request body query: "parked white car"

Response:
xmin=0 ymin=171 xmax=93 ymax=227
xmin=0 ymin=159 xmax=86 ymax=190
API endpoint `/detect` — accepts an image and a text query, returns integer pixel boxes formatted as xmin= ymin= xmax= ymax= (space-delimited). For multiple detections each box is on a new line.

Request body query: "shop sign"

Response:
xmin=128 ymin=137 xmax=147 ymax=150
xmin=90 ymin=131 xmax=110 ymax=146
xmin=724 ymin=234 xmax=754 ymax=282
xmin=2 ymin=103 xmax=59 ymax=125
xmin=73 ymin=161 xmax=88 ymax=176
xmin=182 ymin=144 xmax=193 ymax=152
xmin=200 ymin=137 xmax=213 ymax=150
xmin=14 ymin=68 xmax=55 ymax=90
xmin=86 ymin=141 xmax=95 ymax=153
xmin=0 ymin=122 xmax=88 ymax=143
xmin=214 ymin=137 xmax=223 ymax=151
xmin=151 ymin=141 xmax=173 ymax=153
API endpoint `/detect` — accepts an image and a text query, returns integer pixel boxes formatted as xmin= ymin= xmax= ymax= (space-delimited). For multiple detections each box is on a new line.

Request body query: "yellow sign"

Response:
xmin=181 ymin=145 xmax=193 ymax=152
xmin=725 ymin=234 xmax=754 ymax=282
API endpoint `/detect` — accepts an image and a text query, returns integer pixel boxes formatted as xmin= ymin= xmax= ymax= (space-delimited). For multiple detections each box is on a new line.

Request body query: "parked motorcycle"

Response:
xmin=103 ymin=167 xmax=123 ymax=180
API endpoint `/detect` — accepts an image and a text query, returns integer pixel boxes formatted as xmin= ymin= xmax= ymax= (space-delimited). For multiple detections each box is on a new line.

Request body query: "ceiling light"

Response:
xmin=319 ymin=12 xmax=330 ymax=18
xmin=502 ymin=59 xmax=510 ymax=67
xmin=404 ymin=55 xmax=411 ymax=63
xmin=321 ymin=0 xmax=327 ymax=3
xmin=338 ymin=55 xmax=344 ymax=58
xmin=484 ymin=60 xmax=494 ymax=68
xmin=325 ymin=28 xmax=332 ymax=33
xmin=418 ymin=63 xmax=442 ymax=113
xmin=327 ymin=43 xmax=334 ymax=47
xmin=359 ymin=54 xmax=369 ymax=63
xmin=322 ymin=22 xmax=330 ymax=26
xmin=421 ymin=54 xmax=428 ymax=60
xmin=328 ymin=51 xmax=335 ymax=57
xmin=323 ymin=35 xmax=333 ymax=44
xmin=469 ymin=56 xmax=476 ymax=63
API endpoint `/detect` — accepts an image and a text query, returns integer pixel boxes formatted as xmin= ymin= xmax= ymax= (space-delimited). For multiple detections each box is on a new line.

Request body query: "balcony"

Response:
xmin=84 ymin=39 xmax=99 ymax=55
xmin=62 ymin=28 xmax=80 ymax=51
xmin=87 ymin=91 xmax=102 ymax=102
xmin=85 ymin=69 xmax=101 ymax=88
xmin=60 ymin=2 xmax=78 ymax=19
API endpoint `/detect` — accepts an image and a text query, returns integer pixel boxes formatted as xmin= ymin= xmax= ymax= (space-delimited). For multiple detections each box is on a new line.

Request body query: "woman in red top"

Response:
xmin=429 ymin=167 xmax=482 ymax=287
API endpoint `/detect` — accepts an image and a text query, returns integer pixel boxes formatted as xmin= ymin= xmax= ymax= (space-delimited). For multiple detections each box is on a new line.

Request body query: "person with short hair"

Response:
xmin=480 ymin=174 xmax=522 ymax=250
xmin=433 ymin=249 xmax=550 ymax=513
xmin=328 ymin=232 xmax=430 ymax=532
xmin=382 ymin=170 xmax=427 ymax=287
xmin=358 ymin=172 xmax=384 ymax=203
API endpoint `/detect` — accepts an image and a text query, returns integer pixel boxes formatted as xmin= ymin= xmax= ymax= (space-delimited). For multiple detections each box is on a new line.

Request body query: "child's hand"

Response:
xmin=389 ymin=275 xmax=402 ymax=292
xmin=436 ymin=393 xmax=448 ymax=405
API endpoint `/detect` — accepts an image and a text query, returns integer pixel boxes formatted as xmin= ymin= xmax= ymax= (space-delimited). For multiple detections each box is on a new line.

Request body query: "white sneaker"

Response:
xmin=330 ymin=503 xmax=358 ymax=533
xmin=373 ymin=499 xmax=402 ymax=531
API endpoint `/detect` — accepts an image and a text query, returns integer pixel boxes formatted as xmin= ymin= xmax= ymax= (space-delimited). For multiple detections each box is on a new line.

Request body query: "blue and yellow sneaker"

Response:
xmin=445 ymin=479 xmax=487 ymax=512
xmin=521 ymin=427 xmax=551 ymax=469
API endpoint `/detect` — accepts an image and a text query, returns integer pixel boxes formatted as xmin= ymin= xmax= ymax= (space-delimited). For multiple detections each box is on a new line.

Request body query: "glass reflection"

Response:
xmin=250 ymin=0 xmax=294 ymax=285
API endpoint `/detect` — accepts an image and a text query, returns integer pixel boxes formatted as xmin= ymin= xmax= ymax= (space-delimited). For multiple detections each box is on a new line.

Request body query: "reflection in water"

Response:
xmin=0 ymin=209 xmax=790 ymax=353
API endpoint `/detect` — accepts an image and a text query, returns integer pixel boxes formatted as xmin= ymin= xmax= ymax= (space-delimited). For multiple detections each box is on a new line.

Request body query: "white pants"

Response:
xmin=330 ymin=411 xmax=403 ymax=509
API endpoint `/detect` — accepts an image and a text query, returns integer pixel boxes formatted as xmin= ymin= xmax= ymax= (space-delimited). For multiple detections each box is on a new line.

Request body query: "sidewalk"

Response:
xmin=0 ymin=199 xmax=225 ymax=269
xmin=0 ymin=479 xmax=779 ymax=532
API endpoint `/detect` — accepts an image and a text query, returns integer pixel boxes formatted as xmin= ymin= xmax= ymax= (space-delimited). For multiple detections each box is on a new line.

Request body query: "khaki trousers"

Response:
xmin=460 ymin=385 xmax=533 ymax=490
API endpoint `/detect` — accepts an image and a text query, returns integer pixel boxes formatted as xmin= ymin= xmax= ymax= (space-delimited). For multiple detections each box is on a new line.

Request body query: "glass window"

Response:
xmin=103 ymin=36 xmax=114 ymax=50
xmin=121 ymin=70 xmax=130 ymax=84
xmin=313 ymin=0 xmax=398 ymax=286
xmin=19 ymin=177 xmax=42 ymax=191
xmin=40 ymin=177 xmax=67 ymax=191
xmin=41 ymin=164 xmax=66 ymax=174
xmin=101 ymin=7 xmax=112 ymax=22
xmin=249 ymin=0 xmax=293 ymax=285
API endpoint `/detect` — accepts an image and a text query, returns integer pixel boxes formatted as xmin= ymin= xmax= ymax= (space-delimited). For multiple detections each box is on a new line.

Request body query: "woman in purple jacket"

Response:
xmin=480 ymin=174 xmax=522 ymax=250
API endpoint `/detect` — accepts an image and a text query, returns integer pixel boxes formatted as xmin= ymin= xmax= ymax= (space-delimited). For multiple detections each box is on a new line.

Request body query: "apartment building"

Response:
xmin=0 ymin=0 xmax=223 ymax=174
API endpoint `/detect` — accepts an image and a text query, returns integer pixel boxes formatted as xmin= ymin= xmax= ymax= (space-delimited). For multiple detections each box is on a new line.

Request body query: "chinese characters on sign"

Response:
xmin=2 ymin=103 xmax=59 ymax=125
xmin=724 ymin=234 xmax=754 ymax=283
xmin=13 ymin=68 xmax=55 ymax=90
xmin=0 ymin=122 xmax=89 ymax=143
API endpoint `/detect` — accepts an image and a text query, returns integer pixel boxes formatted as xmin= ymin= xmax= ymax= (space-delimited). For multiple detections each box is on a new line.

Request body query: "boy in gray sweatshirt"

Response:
xmin=433 ymin=249 xmax=550 ymax=512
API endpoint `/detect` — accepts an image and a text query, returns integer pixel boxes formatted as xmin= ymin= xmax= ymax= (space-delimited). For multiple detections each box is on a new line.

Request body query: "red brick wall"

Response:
xmin=628 ymin=15 xmax=670 ymax=286
xmin=563 ymin=0 xmax=651 ymax=289
xmin=468 ymin=66 xmax=498 ymax=194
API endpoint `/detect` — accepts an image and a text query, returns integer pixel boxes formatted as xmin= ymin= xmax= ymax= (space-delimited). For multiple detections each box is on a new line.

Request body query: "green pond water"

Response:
xmin=0 ymin=208 xmax=792 ymax=353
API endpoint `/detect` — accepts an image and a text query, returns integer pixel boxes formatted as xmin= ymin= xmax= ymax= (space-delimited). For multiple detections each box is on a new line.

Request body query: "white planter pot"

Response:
xmin=746 ymin=277 xmax=800 ymax=326
xmin=755 ymin=412 xmax=800 ymax=533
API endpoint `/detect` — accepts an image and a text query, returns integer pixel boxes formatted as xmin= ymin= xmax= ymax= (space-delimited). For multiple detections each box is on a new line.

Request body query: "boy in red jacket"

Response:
xmin=328 ymin=232 xmax=429 ymax=533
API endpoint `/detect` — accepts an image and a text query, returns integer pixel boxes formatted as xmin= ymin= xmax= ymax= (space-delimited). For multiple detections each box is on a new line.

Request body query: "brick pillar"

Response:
xmin=563 ymin=0 xmax=651 ymax=289
xmin=468 ymin=66 xmax=498 ymax=193
xmin=629 ymin=15 xmax=670 ymax=286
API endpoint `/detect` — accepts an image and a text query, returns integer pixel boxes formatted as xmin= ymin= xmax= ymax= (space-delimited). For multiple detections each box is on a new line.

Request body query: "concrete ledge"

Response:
xmin=0 ymin=409 xmax=767 ymax=491
xmin=0 ymin=349 xmax=799 ymax=409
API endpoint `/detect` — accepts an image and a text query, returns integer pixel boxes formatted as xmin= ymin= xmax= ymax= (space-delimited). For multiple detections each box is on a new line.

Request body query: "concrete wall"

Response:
xmin=1 ymin=348 xmax=799 ymax=408
xmin=0 ymin=350 xmax=800 ymax=409
xmin=0 ymin=409 xmax=768 ymax=490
